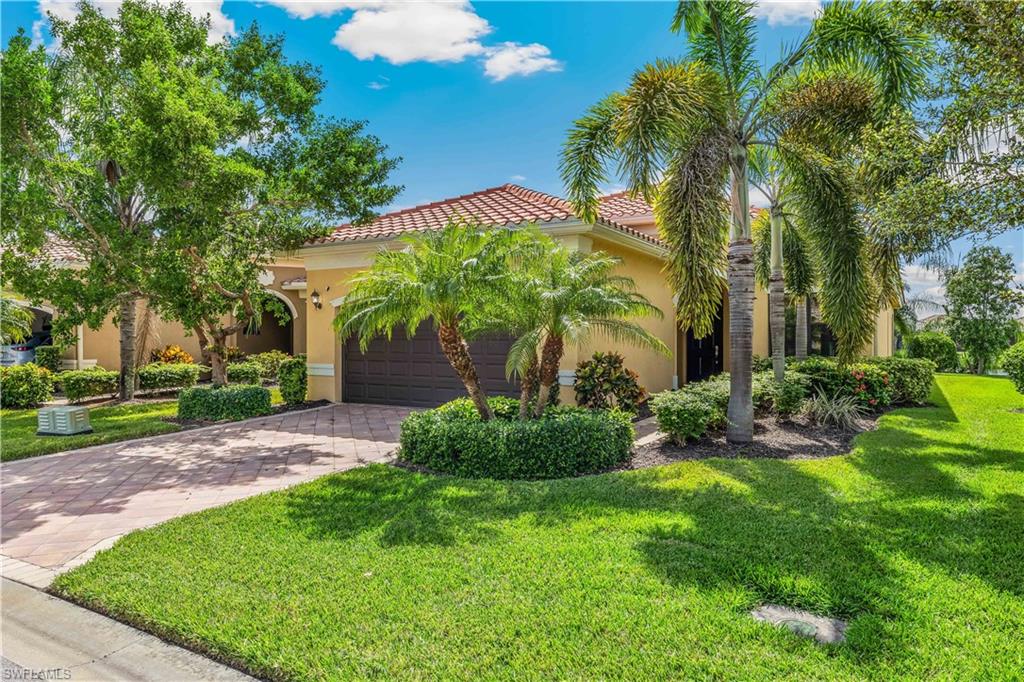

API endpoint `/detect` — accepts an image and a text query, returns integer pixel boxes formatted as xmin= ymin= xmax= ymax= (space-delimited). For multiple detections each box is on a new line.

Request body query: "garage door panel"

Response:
xmin=343 ymin=321 xmax=519 ymax=407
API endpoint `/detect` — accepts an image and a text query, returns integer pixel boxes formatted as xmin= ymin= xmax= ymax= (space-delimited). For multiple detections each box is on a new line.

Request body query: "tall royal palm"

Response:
xmin=561 ymin=0 xmax=924 ymax=442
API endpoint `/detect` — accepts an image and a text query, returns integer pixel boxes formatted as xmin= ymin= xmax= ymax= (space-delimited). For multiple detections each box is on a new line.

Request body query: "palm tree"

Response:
xmin=562 ymin=0 xmax=924 ymax=442
xmin=502 ymin=247 xmax=670 ymax=417
xmin=334 ymin=220 xmax=535 ymax=421
xmin=0 ymin=296 xmax=34 ymax=344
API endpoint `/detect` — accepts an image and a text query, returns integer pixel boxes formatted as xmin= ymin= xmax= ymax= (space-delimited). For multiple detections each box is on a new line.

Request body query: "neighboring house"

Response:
xmin=9 ymin=183 xmax=894 ymax=404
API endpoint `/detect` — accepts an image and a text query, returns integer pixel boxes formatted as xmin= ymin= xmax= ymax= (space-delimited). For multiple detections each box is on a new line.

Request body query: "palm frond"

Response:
xmin=560 ymin=94 xmax=622 ymax=223
xmin=672 ymin=0 xmax=759 ymax=106
xmin=655 ymin=125 xmax=731 ymax=337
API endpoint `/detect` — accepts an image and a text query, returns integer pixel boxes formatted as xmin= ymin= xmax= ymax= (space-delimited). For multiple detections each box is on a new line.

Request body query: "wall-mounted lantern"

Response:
xmin=310 ymin=289 xmax=323 ymax=310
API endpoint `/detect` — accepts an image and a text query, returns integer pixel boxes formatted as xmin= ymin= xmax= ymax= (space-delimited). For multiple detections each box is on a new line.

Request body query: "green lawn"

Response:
xmin=1 ymin=401 xmax=181 ymax=462
xmin=53 ymin=375 xmax=1024 ymax=680
xmin=1 ymin=388 xmax=284 ymax=462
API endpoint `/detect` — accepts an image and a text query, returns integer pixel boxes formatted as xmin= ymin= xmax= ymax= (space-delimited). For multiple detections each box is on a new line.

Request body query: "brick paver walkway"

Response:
xmin=1 ymin=404 xmax=411 ymax=580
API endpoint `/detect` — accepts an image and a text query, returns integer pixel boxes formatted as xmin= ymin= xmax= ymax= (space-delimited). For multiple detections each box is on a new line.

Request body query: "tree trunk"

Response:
xmin=533 ymin=334 xmax=564 ymax=417
xmin=769 ymin=208 xmax=785 ymax=384
xmin=795 ymin=296 xmax=808 ymax=360
xmin=726 ymin=144 xmax=754 ymax=443
xmin=437 ymin=321 xmax=492 ymax=420
xmin=519 ymin=355 xmax=538 ymax=420
xmin=118 ymin=297 xmax=137 ymax=401
xmin=207 ymin=332 xmax=228 ymax=386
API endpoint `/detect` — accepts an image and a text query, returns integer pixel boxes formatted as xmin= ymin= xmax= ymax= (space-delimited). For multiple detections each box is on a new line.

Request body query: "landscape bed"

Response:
xmin=52 ymin=375 xmax=1024 ymax=680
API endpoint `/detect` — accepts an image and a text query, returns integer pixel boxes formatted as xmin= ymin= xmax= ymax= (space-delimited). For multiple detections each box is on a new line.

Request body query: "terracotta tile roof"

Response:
xmin=1 ymin=235 xmax=82 ymax=263
xmin=598 ymin=191 xmax=655 ymax=219
xmin=309 ymin=184 xmax=663 ymax=248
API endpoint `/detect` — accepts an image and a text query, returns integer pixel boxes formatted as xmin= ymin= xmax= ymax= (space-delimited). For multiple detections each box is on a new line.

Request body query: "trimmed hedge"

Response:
xmin=651 ymin=391 xmax=715 ymax=444
xmin=178 ymin=384 xmax=272 ymax=422
xmin=138 ymin=362 xmax=200 ymax=391
xmin=791 ymin=357 xmax=894 ymax=408
xmin=399 ymin=396 xmax=634 ymax=480
xmin=1002 ymin=341 xmax=1024 ymax=394
xmin=864 ymin=357 xmax=935 ymax=404
xmin=249 ymin=350 xmax=291 ymax=382
xmin=0 ymin=363 xmax=54 ymax=408
xmin=34 ymin=345 xmax=63 ymax=372
xmin=60 ymin=367 xmax=118 ymax=403
xmin=907 ymin=332 xmax=958 ymax=372
xmin=226 ymin=361 xmax=262 ymax=385
xmin=278 ymin=357 xmax=307 ymax=405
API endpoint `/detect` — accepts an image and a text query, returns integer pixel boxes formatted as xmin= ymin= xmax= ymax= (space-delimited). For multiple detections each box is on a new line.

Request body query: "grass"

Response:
xmin=53 ymin=375 xmax=1024 ymax=680
xmin=1 ymin=387 xmax=285 ymax=462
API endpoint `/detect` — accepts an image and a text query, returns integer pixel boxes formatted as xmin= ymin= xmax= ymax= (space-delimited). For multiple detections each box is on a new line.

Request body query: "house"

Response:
xmin=10 ymin=184 xmax=894 ymax=405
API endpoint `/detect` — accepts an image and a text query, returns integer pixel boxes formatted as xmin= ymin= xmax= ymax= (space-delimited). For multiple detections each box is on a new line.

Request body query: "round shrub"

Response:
xmin=34 ymin=345 xmax=63 ymax=373
xmin=178 ymin=384 xmax=272 ymax=422
xmin=226 ymin=361 xmax=262 ymax=385
xmin=791 ymin=358 xmax=893 ymax=409
xmin=137 ymin=362 xmax=200 ymax=391
xmin=651 ymin=390 xmax=715 ymax=444
xmin=680 ymin=374 xmax=730 ymax=428
xmin=907 ymin=332 xmax=958 ymax=372
xmin=574 ymin=351 xmax=647 ymax=413
xmin=1002 ymin=341 xmax=1024 ymax=394
xmin=249 ymin=350 xmax=291 ymax=382
xmin=150 ymin=344 xmax=194 ymax=365
xmin=399 ymin=397 xmax=634 ymax=480
xmin=864 ymin=357 xmax=935 ymax=404
xmin=278 ymin=357 xmax=307 ymax=405
xmin=771 ymin=371 xmax=810 ymax=418
xmin=59 ymin=367 xmax=118 ymax=403
xmin=0 ymin=363 xmax=54 ymax=408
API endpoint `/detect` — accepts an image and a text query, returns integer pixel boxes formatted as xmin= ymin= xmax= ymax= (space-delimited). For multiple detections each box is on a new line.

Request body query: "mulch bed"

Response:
xmin=627 ymin=412 xmax=882 ymax=468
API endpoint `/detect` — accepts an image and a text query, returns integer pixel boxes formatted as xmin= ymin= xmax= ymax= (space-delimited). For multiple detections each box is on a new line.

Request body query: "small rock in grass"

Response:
xmin=751 ymin=604 xmax=847 ymax=644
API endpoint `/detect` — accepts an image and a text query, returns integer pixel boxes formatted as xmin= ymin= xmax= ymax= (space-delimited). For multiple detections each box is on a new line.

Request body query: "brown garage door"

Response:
xmin=343 ymin=322 xmax=520 ymax=407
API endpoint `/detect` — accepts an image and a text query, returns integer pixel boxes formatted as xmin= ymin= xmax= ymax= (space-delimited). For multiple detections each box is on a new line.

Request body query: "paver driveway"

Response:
xmin=1 ymin=404 xmax=411 ymax=582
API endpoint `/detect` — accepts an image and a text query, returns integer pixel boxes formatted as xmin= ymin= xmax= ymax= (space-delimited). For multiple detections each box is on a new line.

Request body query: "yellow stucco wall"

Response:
xmin=753 ymin=283 xmax=770 ymax=358
xmin=572 ymin=237 xmax=677 ymax=398
xmin=304 ymin=266 xmax=364 ymax=402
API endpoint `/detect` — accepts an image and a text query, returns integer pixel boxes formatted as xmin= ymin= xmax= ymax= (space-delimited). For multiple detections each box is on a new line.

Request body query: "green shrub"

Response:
xmin=399 ymin=397 xmax=634 ymax=480
xmin=864 ymin=357 xmax=935 ymax=404
xmin=1002 ymin=341 xmax=1024 ymax=394
xmin=907 ymin=332 xmax=958 ymax=371
xmin=574 ymin=351 xmax=647 ymax=413
xmin=137 ymin=362 xmax=200 ymax=391
xmin=752 ymin=372 xmax=776 ymax=410
xmin=680 ymin=374 xmax=730 ymax=428
xmin=801 ymin=388 xmax=868 ymax=430
xmin=278 ymin=357 xmax=307 ymax=405
xmin=791 ymin=357 xmax=893 ymax=409
xmin=226 ymin=361 xmax=262 ymax=385
xmin=0 ymin=364 xmax=54 ymax=408
xmin=771 ymin=372 xmax=811 ymax=418
xmin=752 ymin=355 xmax=773 ymax=373
xmin=249 ymin=350 xmax=291 ymax=381
xmin=178 ymin=384 xmax=272 ymax=422
xmin=59 ymin=367 xmax=118 ymax=403
xmin=34 ymin=345 xmax=63 ymax=372
xmin=150 ymin=344 xmax=194 ymax=364
xmin=651 ymin=390 xmax=715 ymax=444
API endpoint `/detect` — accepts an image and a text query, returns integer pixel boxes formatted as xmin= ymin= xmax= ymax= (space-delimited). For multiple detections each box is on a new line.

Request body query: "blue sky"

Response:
xmin=3 ymin=0 xmax=1020 ymax=303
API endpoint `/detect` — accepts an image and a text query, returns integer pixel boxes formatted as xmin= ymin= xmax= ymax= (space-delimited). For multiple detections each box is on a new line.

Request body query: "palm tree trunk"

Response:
xmin=769 ymin=208 xmax=785 ymax=383
xmin=726 ymin=144 xmax=754 ymax=443
xmin=533 ymin=334 xmax=564 ymax=417
xmin=118 ymin=297 xmax=137 ymax=401
xmin=795 ymin=297 xmax=808 ymax=360
xmin=519 ymin=355 xmax=538 ymax=420
xmin=437 ymin=322 xmax=492 ymax=420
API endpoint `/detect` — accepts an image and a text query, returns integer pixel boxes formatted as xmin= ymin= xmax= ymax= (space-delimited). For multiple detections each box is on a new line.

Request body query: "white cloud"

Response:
xmin=748 ymin=184 xmax=771 ymax=210
xmin=333 ymin=2 xmax=489 ymax=65
xmin=483 ymin=42 xmax=561 ymax=81
xmin=902 ymin=264 xmax=947 ymax=305
xmin=752 ymin=0 xmax=821 ymax=26
xmin=510 ymin=174 xmax=526 ymax=181
xmin=259 ymin=1 xmax=355 ymax=19
xmin=37 ymin=0 xmax=235 ymax=43
xmin=367 ymin=80 xmax=388 ymax=90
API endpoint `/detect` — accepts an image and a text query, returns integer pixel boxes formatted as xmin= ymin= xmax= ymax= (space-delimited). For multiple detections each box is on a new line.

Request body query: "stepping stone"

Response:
xmin=750 ymin=604 xmax=847 ymax=644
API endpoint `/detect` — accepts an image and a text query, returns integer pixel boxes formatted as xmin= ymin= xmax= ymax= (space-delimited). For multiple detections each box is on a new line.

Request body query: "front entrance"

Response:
xmin=685 ymin=303 xmax=724 ymax=383
xmin=343 ymin=321 xmax=520 ymax=407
